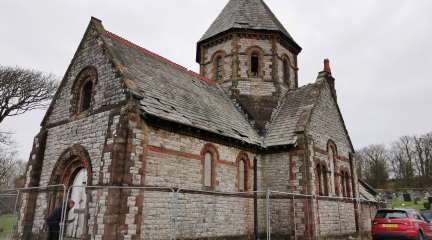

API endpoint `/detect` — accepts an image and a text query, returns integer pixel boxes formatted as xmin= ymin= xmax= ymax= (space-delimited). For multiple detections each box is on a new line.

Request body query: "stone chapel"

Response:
xmin=16 ymin=0 xmax=378 ymax=239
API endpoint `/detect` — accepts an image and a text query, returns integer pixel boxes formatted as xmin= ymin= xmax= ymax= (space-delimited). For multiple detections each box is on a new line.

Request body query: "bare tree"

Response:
xmin=414 ymin=133 xmax=432 ymax=187
xmin=0 ymin=65 xmax=59 ymax=124
xmin=0 ymin=129 xmax=15 ymax=146
xmin=389 ymin=136 xmax=416 ymax=187
xmin=0 ymin=146 xmax=22 ymax=190
xmin=356 ymin=143 xmax=389 ymax=189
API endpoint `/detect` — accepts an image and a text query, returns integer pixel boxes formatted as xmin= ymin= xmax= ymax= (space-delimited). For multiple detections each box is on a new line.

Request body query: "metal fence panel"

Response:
xmin=1 ymin=185 xmax=66 ymax=240
xmin=62 ymin=186 xmax=175 ymax=240
xmin=173 ymin=189 xmax=267 ymax=240
xmin=0 ymin=190 xmax=19 ymax=240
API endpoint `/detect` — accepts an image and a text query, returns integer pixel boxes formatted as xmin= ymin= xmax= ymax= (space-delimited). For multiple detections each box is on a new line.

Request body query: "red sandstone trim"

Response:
xmin=106 ymin=31 xmax=216 ymax=85
xmin=148 ymin=145 xmax=202 ymax=161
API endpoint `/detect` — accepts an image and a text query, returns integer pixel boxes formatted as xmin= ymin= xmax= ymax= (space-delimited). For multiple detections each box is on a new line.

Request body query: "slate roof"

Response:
xmin=359 ymin=178 xmax=378 ymax=201
xmin=106 ymin=32 xmax=262 ymax=145
xmin=199 ymin=0 xmax=296 ymax=43
xmin=264 ymin=84 xmax=316 ymax=147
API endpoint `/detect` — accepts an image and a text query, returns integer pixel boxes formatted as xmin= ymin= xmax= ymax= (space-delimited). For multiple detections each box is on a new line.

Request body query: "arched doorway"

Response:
xmin=49 ymin=145 xmax=92 ymax=239
xmin=66 ymin=168 xmax=88 ymax=238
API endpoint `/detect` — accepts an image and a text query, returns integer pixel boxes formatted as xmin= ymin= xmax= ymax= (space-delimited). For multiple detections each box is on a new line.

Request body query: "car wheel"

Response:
xmin=418 ymin=231 xmax=423 ymax=240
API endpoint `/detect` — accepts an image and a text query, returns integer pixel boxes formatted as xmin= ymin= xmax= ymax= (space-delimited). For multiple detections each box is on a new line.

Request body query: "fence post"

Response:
xmin=9 ymin=190 xmax=20 ymax=240
xmin=293 ymin=195 xmax=296 ymax=240
xmin=313 ymin=195 xmax=318 ymax=240
xmin=358 ymin=198 xmax=363 ymax=240
xmin=337 ymin=198 xmax=342 ymax=237
xmin=266 ymin=189 xmax=270 ymax=240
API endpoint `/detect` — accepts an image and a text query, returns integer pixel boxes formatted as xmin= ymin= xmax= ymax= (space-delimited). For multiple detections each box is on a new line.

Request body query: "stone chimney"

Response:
xmin=324 ymin=59 xmax=331 ymax=75
xmin=323 ymin=59 xmax=336 ymax=100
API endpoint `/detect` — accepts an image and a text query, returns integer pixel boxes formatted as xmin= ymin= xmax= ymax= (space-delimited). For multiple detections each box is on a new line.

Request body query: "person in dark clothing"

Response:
xmin=46 ymin=201 xmax=75 ymax=240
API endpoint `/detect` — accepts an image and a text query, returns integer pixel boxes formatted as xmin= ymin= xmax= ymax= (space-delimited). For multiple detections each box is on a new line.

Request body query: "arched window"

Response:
xmin=204 ymin=152 xmax=212 ymax=187
xmin=345 ymin=172 xmax=351 ymax=197
xmin=217 ymin=57 xmax=223 ymax=81
xmin=329 ymin=147 xmax=336 ymax=195
xmin=81 ymin=81 xmax=93 ymax=112
xmin=323 ymin=165 xmax=329 ymax=196
xmin=283 ymin=59 xmax=290 ymax=86
xmin=239 ymin=160 xmax=245 ymax=190
xmin=317 ymin=163 xmax=322 ymax=195
xmin=251 ymin=53 xmax=259 ymax=77
xmin=341 ymin=170 xmax=346 ymax=197
xmin=71 ymin=66 xmax=97 ymax=115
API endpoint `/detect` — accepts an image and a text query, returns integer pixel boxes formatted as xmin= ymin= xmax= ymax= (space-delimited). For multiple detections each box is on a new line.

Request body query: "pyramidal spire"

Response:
xmin=199 ymin=0 xmax=297 ymax=44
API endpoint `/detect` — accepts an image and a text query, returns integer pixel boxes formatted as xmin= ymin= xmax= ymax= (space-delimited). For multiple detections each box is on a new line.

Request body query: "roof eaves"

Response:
xmin=358 ymin=178 xmax=378 ymax=196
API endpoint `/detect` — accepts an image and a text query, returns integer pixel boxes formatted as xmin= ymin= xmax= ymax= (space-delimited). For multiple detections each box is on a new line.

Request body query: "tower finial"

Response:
xmin=324 ymin=59 xmax=331 ymax=74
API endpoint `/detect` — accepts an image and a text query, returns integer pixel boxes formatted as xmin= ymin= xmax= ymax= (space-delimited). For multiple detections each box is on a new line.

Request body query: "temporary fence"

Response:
xmin=0 ymin=189 xmax=19 ymax=240
xmin=173 ymin=189 xmax=267 ymax=240
xmin=0 ymin=184 xmax=66 ymax=240
xmin=62 ymin=185 xmax=176 ymax=240
xmin=266 ymin=190 xmax=383 ymax=240
xmin=4 ymin=184 xmax=387 ymax=240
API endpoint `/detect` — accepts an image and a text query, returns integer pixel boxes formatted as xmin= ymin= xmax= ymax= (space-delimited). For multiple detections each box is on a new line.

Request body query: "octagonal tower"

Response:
xmin=197 ymin=0 xmax=302 ymax=136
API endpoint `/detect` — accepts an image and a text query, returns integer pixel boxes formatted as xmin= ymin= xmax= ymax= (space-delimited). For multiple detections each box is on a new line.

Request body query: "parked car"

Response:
xmin=420 ymin=210 xmax=432 ymax=222
xmin=372 ymin=208 xmax=432 ymax=240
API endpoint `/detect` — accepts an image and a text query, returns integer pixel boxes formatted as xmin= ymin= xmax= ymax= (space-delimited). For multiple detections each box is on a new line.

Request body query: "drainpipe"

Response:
xmin=254 ymin=156 xmax=258 ymax=239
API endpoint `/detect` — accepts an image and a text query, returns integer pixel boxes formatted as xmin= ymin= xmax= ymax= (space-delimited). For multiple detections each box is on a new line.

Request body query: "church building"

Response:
xmin=16 ymin=0 xmax=378 ymax=239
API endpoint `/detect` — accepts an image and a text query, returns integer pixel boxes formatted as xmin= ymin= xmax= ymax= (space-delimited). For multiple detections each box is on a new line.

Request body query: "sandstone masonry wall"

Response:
xmin=238 ymin=39 xmax=272 ymax=53
xmin=27 ymin=26 xmax=127 ymax=236
xmin=308 ymin=82 xmax=351 ymax=160
xmin=47 ymin=27 xmax=124 ymax=125
xmin=146 ymin=126 xmax=262 ymax=192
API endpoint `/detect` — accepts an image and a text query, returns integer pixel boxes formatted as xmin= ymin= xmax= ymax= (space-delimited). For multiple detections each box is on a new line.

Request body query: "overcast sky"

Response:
xmin=1 ymin=0 xmax=431 ymax=160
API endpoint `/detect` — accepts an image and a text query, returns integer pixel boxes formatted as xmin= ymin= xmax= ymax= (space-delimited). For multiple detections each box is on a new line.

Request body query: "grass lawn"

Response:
xmin=0 ymin=214 xmax=17 ymax=237
xmin=379 ymin=196 xmax=429 ymax=211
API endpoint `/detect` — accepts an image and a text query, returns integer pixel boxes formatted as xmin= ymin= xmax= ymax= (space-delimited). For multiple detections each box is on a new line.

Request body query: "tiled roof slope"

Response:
xmin=359 ymin=183 xmax=377 ymax=201
xmin=107 ymin=34 xmax=262 ymax=145
xmin=199 ymin=0 xmax=295 ymax=43
xmin=264 ymin=84 xmax=316 ymax=147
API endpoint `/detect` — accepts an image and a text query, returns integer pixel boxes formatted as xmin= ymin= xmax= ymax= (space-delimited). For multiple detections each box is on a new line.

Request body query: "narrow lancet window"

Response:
xmin=239 ymin=160 xmax=245 ymax=190
xmin=283 ymin=59 xmax=290 ymax=86
xmin=205 ymin=153 xmax=211 ymax=187
xmin=323 ymin=166 xmax=329 ymax=196
xmin=329 ymin=147 xmax=336 ymax=195
xmin=345 ymin=172 xmax=350 ymax=197
xmin=251 ymin=53 xmax=259 ymax=77
xmin=317 ymin=164 xmax=322 ymax=195
xmin=341 ymin=170 xmax=346 ymax=197
xmin=81 ymin=81 xmax=93 ymax=111
xmin=217 ymin=57 xmax=223 ymax=81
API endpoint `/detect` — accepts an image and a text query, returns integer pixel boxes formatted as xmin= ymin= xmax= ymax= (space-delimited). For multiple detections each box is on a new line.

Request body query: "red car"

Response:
xmin=372 ymin=208 xmax=432 ymax=240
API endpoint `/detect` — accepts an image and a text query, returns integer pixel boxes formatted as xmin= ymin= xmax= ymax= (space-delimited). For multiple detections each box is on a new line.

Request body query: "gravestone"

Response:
xmin=415 ymin=191 xmax=421 ymax=196
xmin=428 ymin=197 xmax=432 ymax=204
xmin=393 ymin=196 xmax=397 ymax=202
xmin=399 ymin=194 xmax=404 ymax=201
xmin=398 ymin=191 xmax=404 ymax=197
xmin=425 ymin=192 xmax=430 ymax=198
xmin=387 ymin=199 xmax=393 ymax=206
xmin=387 ymin=195 xmax=393 ymax=200
xmin=424 ymin=203 xmax=431 ymax=211
xmin=414 ymin=197 xmax=421 ymax=204
xmin=408 ymin=190 xmax=414 ymax=195
xmin=403 ymin=193 xmax=412 ymax=202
